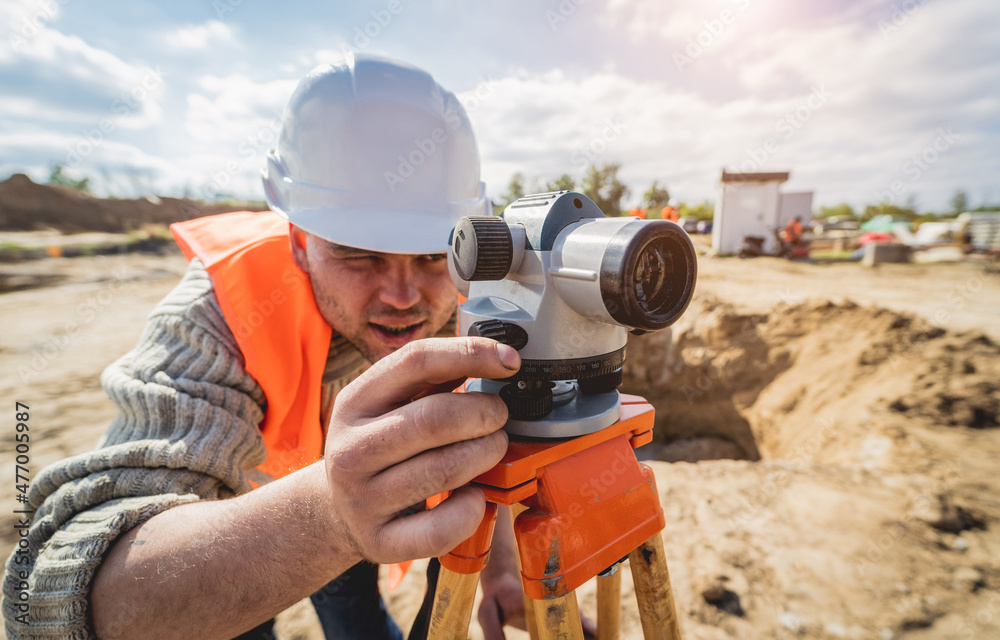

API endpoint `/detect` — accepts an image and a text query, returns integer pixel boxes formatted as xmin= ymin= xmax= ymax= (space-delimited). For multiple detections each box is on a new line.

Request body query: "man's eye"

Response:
xmin=420 ymin=254 xmax=447 ymax=263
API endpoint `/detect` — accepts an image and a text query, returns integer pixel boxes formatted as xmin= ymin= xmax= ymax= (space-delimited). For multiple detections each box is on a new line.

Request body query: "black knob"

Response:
xmin=468 ymin=320 xmax=529 ymax=350
xmin=452 ymin=216 xmax=512 ymax=281
xmin=499 ymin=381 xmax=553 ymax=420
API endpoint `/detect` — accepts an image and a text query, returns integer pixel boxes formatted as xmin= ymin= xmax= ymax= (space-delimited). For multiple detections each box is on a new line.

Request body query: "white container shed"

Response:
xmin=711 ymin=170 xmax=813 ymax=254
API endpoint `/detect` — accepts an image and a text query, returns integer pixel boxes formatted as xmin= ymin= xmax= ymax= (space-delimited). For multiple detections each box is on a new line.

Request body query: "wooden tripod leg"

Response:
xmin=427 ymin=566 xmax=481 ymax=640
xmin=628 ymin=534 xmax=682 ymax=640
xmin=597 ymin=567 xmax=621 ymax=640
xmin=533 ymin=591 xmax=585 ymax=640
xmin=523 ymin=592 xmax=540 ymax=640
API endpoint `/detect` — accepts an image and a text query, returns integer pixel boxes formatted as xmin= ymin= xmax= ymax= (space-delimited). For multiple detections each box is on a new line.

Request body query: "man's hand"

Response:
xmin=479 ymin=569 xmax=527 ymax=640
xmin=324 ymin=337 xmax=520 ymax=564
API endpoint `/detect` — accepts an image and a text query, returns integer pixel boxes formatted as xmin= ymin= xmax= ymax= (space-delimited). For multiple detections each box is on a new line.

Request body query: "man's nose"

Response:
xmin=378 ymin=262 xmax=420 ymax=309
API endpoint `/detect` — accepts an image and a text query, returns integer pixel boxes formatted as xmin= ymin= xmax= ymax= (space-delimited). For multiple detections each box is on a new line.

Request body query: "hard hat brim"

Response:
xmin=275 ymin=204 xmax=478 ymax=255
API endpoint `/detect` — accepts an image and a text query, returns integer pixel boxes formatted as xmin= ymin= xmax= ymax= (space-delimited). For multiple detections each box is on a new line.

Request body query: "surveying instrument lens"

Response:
xmin=635 ymin=239 xmax=670 ymax=310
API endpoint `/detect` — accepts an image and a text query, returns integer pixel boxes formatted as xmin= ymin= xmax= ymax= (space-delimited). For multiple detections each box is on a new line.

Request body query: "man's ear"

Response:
xmin=289 ymin=224 xmax=310 ymax=273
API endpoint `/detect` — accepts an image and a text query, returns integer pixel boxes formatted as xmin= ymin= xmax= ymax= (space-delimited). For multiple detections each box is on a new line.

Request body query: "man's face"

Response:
xmin=290 ymin=226 xmax=458 ymax=363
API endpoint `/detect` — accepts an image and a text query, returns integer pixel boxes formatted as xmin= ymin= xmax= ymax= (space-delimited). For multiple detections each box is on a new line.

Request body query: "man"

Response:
xmin=2 ymin=54 xmax=532 ymax=640
xmin=783 ymin=215 xmax=804 ymax=245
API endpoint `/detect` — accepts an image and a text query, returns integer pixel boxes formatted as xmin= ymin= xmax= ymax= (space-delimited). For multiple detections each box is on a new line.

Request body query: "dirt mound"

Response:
xmin=0 ymin=174 xmax=263 ymax=233
xmin=623 ymin=294 xmax=1000 ymax=469
xmin=614 ymin=295 xmax=1000 ymax=638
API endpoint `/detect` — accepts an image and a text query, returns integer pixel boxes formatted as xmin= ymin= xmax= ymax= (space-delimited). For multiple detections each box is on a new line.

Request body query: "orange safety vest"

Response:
xmin=171 ymin=210 xmax=331 ymax=481
xmin=171 ymin=210 xmax=433 ymax=589
xmin=784 ymin=219 xmax=803 ymax=239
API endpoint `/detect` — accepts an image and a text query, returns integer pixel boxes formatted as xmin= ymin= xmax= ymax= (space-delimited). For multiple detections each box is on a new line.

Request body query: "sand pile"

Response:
xmin=623 ymin=294 xmax=1000 ymax=470
xmin=0 ymin=174 xmax=260 ymax=233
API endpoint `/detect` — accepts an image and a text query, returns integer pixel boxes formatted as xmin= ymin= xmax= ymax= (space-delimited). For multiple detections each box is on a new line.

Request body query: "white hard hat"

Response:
xmin=262 ymin=53 xmax=487 ymax=254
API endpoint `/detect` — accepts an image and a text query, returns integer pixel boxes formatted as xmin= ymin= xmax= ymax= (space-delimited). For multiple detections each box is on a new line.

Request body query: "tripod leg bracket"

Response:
xmin=439 ymin=503 xmax=498 ymax=574
xmin=514 ymin=434 xmax=665 ymax=600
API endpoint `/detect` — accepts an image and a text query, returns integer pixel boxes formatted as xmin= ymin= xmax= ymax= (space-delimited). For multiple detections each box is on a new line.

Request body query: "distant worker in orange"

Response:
xmin=628 ymin=207 xmax=648 ymax=219
xmin=661 ymin=205 xmax=679 ymax=223
xmin=783 ymin=216 xmax=804 ymax=245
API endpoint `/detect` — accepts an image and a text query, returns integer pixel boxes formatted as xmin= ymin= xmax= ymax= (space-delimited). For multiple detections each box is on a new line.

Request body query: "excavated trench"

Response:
xmin=621 ymin=294 xmax=1000 ymax=466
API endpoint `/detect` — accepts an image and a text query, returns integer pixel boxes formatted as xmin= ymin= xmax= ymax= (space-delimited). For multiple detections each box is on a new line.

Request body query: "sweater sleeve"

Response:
xmin=2 ymin=259 xmax=269 ymax=640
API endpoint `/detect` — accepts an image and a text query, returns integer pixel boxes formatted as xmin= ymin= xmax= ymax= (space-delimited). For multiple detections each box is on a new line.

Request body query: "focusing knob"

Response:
xmin=468 ymin=320 xmax=529 ymax=350
xmin=578 ymin=368 xmax=623 ymax=395
xmin=453 ymin=216 xmax=512 ymax=281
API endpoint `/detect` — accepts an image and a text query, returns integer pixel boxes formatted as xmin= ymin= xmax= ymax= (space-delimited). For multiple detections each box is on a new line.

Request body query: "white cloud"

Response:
xmin=468 ymin=51 xmax=997 ymax=212
xmin=0 ymin=130 xmax=186 ymax=196
xmin=467 ymin=69 xmax=755 ymax=204
xmin=1 ymin=13 xmax=165 ymax=131
xmin=599 ymin=0 xmax=771 ymax=48
xmin=183 ymin=74 xmax=297 ymax=150
xmin=1 ymin=0 xmax=65 ymax=58
xmin=1 ymin=1 xmax=995 ymax=210
xmin=467 ymin=0 xmax=1000 ymax=211
xmin=172 ymin=73 xmax=299 ymax=198
xmin=166 ymin=20 xmax=234 ymax=50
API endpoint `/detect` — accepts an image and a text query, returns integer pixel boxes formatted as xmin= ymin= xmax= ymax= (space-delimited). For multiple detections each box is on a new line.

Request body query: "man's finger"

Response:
xmin=369 ymin=486 xmax=488 ymax=563
xmin=326 ymin=391 xmax=508 ymax=480
xmin=365 ymin=429 xmax=508 ymax=514
xmin=478 ymin=596 xmax=506 ymax=640
xmin=336 ymin=338 xmax=520 ymax=418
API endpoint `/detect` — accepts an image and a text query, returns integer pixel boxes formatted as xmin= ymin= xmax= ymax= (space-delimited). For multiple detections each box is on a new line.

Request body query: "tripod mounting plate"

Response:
xmin=468 ymin=394 xmax=655 ymax=500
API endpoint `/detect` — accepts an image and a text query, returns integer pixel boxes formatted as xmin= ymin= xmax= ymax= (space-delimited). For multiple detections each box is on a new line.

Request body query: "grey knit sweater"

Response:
xmin=1 ymin=258 xmax=405 ymax=639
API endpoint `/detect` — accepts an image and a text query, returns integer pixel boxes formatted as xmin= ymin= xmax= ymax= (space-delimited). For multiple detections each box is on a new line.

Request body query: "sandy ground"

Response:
xmin=697 ymin=254 xmax=1000 ymax=340
xmin=1 ymin=248 xmax=999 ymax=639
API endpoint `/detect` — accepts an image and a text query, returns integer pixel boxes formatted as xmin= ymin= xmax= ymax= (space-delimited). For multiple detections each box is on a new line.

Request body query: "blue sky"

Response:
xmin=1 ymin=0 xmax=998 ymax=212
